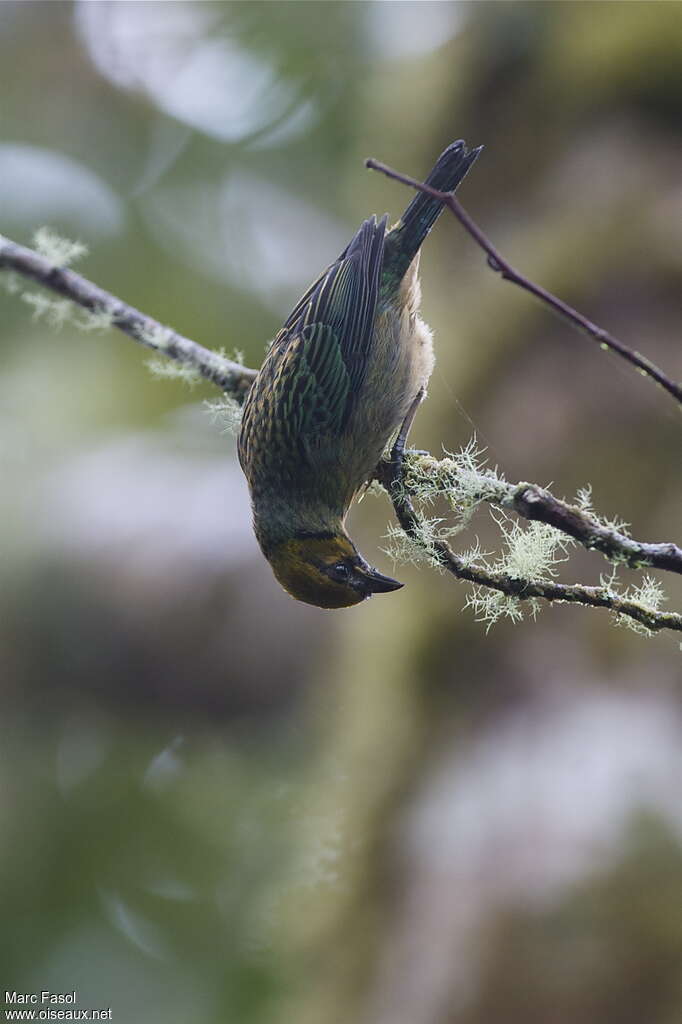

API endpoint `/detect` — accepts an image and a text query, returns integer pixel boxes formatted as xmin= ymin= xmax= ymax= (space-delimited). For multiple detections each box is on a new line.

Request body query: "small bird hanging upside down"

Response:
xmin=238 ymin=140 xmax=481 ymax=608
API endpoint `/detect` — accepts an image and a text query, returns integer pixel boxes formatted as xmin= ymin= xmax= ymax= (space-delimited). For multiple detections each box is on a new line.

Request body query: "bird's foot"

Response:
xmin=373 ymin=390 xmax=426 ymax=492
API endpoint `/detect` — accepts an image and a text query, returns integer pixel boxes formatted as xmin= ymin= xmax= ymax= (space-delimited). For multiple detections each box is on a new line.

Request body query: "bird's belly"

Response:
xmin=342 ymin=305 xmax=434 ymax=492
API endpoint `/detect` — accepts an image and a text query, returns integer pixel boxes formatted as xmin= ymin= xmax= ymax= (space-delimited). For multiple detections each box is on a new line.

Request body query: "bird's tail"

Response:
xmin=382 ymin=140 xmax=482 ymax=287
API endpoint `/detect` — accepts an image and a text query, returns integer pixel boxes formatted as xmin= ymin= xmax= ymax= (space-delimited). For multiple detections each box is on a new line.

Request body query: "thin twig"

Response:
xmin=0 ymin=235 xmax=256 ymax=398
xmin=377 ymin=460 xmax=682 ymax=634
xmin=365 ymin=157 xmax=682 ymax=409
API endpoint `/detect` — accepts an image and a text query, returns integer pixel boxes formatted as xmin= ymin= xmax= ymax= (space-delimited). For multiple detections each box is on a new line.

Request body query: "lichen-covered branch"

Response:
xmin=0 ymin=234 xmax=256 ymax=398
xmin=2 ymin=231 xmax=680 ymax=634
xmin=408 ymin=453 xmax=682 ymax=576
xmin=377 ymin=459 xmax=682 ymax=634
xmin=366 ymin=157 xmax=682 ymax=410
xmin=508 ymin=483 xmax=682 ymax=573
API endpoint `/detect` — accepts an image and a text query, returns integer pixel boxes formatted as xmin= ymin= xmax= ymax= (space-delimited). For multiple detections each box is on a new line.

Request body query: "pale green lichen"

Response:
xmin=20 ymin=290 xmax=73 ymax=329
xmin=465 ymin=586 xmax=528 ymax=630
xmin=137 ymin=323 xmax=174 ymax=350
xmin=600 ymin=510 xmax=631 ymax=536
xmin=458 ymin=538 xmax=492 ymax=568
xmin=4 ymin=230 xmax=88 ymax=329
xmin=204 ymin=394 xmax=243 ymax=435
xmin=146 ymin=356 xmax=201 ymax=389
xmin=383 ymin=439 xmax=574 ymax=627
xmin=496 ymin=513 xmax=571 ymax=581
xmin=77 ymin=307 xmax=115 ymax=332
xmin=575 ymin=482 xmax=630 ymax=535
xmin=403 ymin=439 xmax=506 ymax=543
xmin=465 ymin=514 xmax=571 ymax=629
xmin=576 ymin=484 xmax=594 ymax=513
xmin=407 ymin=438 xmax=503 ymax=503
xmin=382 ymin=519 xmax=440 ymax=569
xmin=613 ymin=574 xmax=667 ymax=637
xmin=33 ymin=227 xmax=88 ymax=268
xmin=0 ymin=271 xmax=21 ymax=295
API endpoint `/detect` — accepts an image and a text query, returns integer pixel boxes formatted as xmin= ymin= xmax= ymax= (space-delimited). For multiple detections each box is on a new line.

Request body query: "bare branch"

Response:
xmin=0 ymin=234 xmax=256 ymax=399
xmin=365 ymin=157 xmax=682 ymax=410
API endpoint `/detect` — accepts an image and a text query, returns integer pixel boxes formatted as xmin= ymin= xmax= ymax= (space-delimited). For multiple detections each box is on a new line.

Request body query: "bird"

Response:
xmin=238 ymin=140 xmax=481 ymax=608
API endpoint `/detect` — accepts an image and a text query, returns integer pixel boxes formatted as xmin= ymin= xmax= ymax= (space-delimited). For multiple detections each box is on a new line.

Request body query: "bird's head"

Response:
xmin=267 ymin=532 xmax=403 ymax=609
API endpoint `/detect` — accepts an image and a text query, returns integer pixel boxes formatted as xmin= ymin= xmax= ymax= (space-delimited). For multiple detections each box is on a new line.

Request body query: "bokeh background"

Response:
xmin=1 ymin=3 xmax=681 ymax=1022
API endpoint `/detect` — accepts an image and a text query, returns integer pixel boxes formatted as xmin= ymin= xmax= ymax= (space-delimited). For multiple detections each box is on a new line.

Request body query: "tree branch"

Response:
xmin=2 ymin=231 xmax=679 ymax=634
xmin=377 ymin=459 xmax=682 ymax=634
xmin=0 ymin=234 xmax=256 ymax=398
xmin=365 ymin=157 xmax=682 ymax=410
xmin=410 ymin=453 xmax=682 ymax=576
xmin=508 ymin=482 xmax=682 ymax=574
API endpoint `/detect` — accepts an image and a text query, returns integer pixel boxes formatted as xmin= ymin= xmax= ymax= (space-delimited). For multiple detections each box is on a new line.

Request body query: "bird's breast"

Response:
xmin=340 ymin=293 xmax=435 ymax=493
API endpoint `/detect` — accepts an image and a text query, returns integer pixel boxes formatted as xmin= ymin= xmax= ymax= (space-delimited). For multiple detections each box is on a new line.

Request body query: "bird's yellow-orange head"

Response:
xmin=267 ymin=533 xmax=403 ymax=609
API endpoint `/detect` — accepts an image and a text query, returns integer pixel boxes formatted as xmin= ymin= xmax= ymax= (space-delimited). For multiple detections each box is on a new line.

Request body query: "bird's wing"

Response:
xmin=280 ymin=213 xmax=387 ymax=420
xmin=239 ymin=216 xmax=386 ymax=477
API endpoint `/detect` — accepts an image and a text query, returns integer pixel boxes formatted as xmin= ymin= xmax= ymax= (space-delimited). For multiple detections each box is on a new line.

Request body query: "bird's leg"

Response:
xmin=375 ymin=388 xmax=425 ymax=492
xmin=392 ymin=387 xmax=426 ymax=469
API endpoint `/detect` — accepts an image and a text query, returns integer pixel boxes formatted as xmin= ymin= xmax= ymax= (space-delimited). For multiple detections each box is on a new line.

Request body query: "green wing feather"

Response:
xmin=239 ymin=216 xmax=386 ymax=485
xmin=271 ymin=324 xmax=351 ymax=452
xmin=279 ymin=213 xmax=387 ymax=408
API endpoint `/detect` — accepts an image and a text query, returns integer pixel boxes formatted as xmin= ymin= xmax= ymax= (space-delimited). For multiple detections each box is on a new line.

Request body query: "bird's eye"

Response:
xmin=331 ymin=561 xmax=351 ymax=581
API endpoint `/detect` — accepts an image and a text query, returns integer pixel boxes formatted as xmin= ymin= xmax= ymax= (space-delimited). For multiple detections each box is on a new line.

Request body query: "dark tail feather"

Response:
xmin=382 ymin=140 xmax=482 ymax=286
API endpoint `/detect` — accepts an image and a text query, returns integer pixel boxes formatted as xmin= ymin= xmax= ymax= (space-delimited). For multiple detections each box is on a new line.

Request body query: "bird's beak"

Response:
xmin=361 ymin=566 xmax=404 ymax=595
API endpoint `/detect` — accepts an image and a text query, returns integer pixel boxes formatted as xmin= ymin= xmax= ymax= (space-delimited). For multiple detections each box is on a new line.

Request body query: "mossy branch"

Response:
xmin=376 ymin=456 xmax=682 ymax=635
xmin=1 ymin=230 xmax=680 ymax=635
xmin=0 ymin=234 xmax=256 ymax=398
xmin=409 ymin=453 xmax=682 ymax=576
